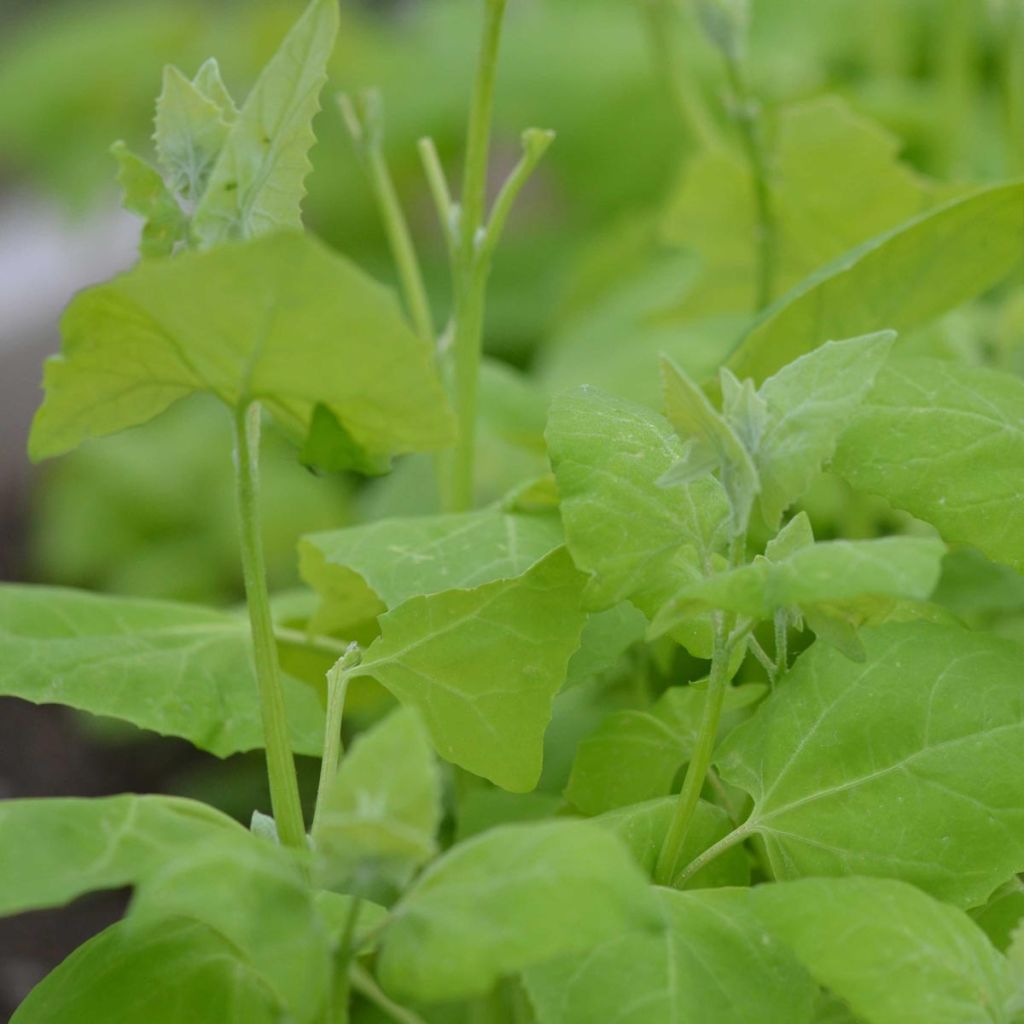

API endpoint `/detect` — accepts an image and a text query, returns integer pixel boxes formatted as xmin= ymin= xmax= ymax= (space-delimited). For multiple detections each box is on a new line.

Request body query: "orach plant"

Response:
xmin=5 ymin=0 xmax=1024 ymax=1022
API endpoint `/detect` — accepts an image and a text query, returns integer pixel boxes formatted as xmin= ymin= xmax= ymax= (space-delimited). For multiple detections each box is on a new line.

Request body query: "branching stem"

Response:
xmin=233 ymin=402 xmax=305 ymax=850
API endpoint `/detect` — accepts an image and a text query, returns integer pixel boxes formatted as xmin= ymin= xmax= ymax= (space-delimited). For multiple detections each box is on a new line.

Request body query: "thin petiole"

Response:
xmin=350 ymin=963 xmax=428 ymax=1024
xmin=312 ymin=644 xmax=361 ymax=834
xmin=417 ymin=136 xmax=458 ymax=263
xmin=673 ymin=822 xmax=753 ymax=888
xmin=233 ymin=402 xmax=306 ymax=850
xmin=337 ymin=92 xmax=435 ymax=346
xmin=773 ymin=610 xmax=789 ymax=677
xmin=748 ymin=633 xmax=777 ymax=683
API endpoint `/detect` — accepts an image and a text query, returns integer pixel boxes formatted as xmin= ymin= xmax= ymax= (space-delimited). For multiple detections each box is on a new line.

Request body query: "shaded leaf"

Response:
xmin=111 ymin=141 xmax=188 ymax=257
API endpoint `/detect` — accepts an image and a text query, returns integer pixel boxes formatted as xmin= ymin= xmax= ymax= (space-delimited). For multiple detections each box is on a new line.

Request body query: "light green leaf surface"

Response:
xmin=110 ymin=142 xmax=188 ymax=257
xmin=128 ymin=835 xmax=332 ymax=1024
xmin=835 ymin=356 xmax=1024 ymax=573
xmin=11 ymin=918 xmax=281 ymax=1024
xmin=728 ymin=182 xmax=1024 ymax=383
xmin=313 ymin=706 xmax=441 ymax=901
xmin=524 ymin=887 xmax=818 ymax=1024
xmin=377 ymin=819 xmax=662 ymax=1003
xmin=154 ymin=64 xmax=230 ymax=199
xmin=717 ymin=621 xmax=1024 ymax=907
xmin=652 ymin=537 xmax=945 ymax=629
xmin=353 ymin=549 xmax=587 ymax=791
xmin=0 ymin=584 xmax=324 ymax=756
xmin=191 ymin=57 xmax=238 ymax=121
xmin=748 ymin=877 xmax=1015 ymax=1024
xmin=661 ymin=355 xmax=759 ymax=532
xmin=595 ymin=797 xmax=750 ymax=888
xmin=567 ymin=683 xmax=765 ymax=814
xmin=300 ymin=507 xmax=563 ymax=634
xmin=545 ymin=386 xmax=728 ymax=651
xmin=0 ymin=795 xmax=242 ymax=917
xmin=29 ymin=231 xmax=453 ymax=462
xmin=191 ymin=0 xmax=338 ymax=245
xmin=755 ymin=333 xmax=894 ymax=527
xmin=563 ymin=602 xmax=648 ymax=689
xmin=662 ymin=96 xmax=932 ymax=315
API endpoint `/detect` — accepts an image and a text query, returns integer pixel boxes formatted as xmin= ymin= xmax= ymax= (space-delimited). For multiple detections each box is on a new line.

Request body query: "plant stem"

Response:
xmin=721 ymin=50 xmax=775 ymax=311
xmin=312 ymin=645 xmax=360 ymax=834
xmin=338 ymin=93 xmax=435 ymax=345
xmin=329 ymin=897 xmax=365 ymax=1024
xmin=350 ymin=963 xmax=428 ymax=1024
xmin=747 ymin=633 xmax=776 ymax=682
xmin=653 ymin=614 xmax=734 ymax=885
xmin=274 ymin=626 xmax=351 ymax=659
xmin=673 ymin=822 xmax=752 ymax=887
xmin=448 ymin=0 xmax=508 ymax=512
xmin=233 ymin=402 xmax=305 ymax=850
xmin=773 ymin=610 xmax=788 ymax=678
xmin=1002 ymin=1 xmax=1024 ymax=175
xmin=938 ymin=0 xmax=977 ymax=179
xmin=641 ymin=0 xmax=722 ymax=151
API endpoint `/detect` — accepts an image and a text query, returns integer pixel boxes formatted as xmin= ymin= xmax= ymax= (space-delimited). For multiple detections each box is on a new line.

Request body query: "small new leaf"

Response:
xmin=110 ymin=142 xmax=188 ymax=257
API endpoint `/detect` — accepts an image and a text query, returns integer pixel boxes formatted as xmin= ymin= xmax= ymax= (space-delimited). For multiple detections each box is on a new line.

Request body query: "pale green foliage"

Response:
xmin=524 ymin=887 xmax=820 ymax=1024
xmin=191 ymin=0 xmax=339 ymax=245
xmin=352 ymin=549 xmax=587 ymax=791
xmin=546 ymin=385 xmax=728 ymax=653
xmin=595 ymin=797 xmax=750 ymax=888
xmin=110 ymin=142 xmax=188 ymax=256
xmin=377 ymin=820 xmax=662 ymax=1002
xmin=717 ymin=622 xmax=1024 ymax=907
xmin=127 ymin=835 xmax=332 ymax=1024
xmin=313 ymin=707 xmax=441 ymax=901
xmin=663 ymin=96 xmax=932 ymax=315
xmin=567 ymin=683 xmax=764 ymax=814
xmin=29 ymin=232 xmax=453 ymax=463
xmin=755 ymin=332 xmax=894 ymax=527
xmin=749 ymin=878 xmax=1016 ymax=1024
xmin=10 ymin=918 xmax=280 ymax=1024
xmin=729 ymin=182 xmax=1024 ymax=383
xmin=836 ymin=356 xmax=1024 ymax=573
xmin=651 ymin=536 xmax=945 ymax=633
xmin=0 ymin=585 xmax=324 ymax=756
xmin=153 ymin=64 xmax=231 ymax=200
xmin=0 ymin=796 xmax=242 ymax=917
xmin=300 ymin=507 xmax=563 ymax=634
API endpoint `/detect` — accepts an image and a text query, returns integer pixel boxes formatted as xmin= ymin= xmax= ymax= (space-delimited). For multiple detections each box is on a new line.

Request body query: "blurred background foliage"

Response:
xmin=6 ymin=0 xmax=1024 ymax=1009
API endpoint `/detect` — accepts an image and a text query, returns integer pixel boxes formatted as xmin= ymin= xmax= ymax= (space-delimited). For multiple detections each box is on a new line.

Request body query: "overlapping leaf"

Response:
xmin=835 ymin=356 xmax=1024 ymax=573
xmin=352 ymin=549 xmax=587 ymax=791
xmin=29 ymin=232 xmax=453 ymax=462
xmin=0 ymin=585 xmax=324 ymax=756
xmin=377 ymin=820 xmax=662 ymax=1002
xmin=717 ymin=621 xmax=1024 ymax=907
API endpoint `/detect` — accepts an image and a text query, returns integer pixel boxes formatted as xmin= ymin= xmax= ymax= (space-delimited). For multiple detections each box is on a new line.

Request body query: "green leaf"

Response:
xmin=755 ymin=333 xmax=894 ymax=527
xmin=0 ymin=795 xmax=241 ymax=917
xmin=29 ymin=231 xmax=454 ymax=463
xmin=352 ymin=549 xmax=587 ymax=791
xmin=191 ymin=0 xmax=338 ymax=245
xmin=524 ymin=887 xmax=819 ymax=1024
xmin=717 ymin=621 xmax=1024 ymax=907
xmin=191 ymin=57 xmax=238 ymax=121
xmin=110 ymin=141 xmax=188 ymax=257
xmin=545 ymin=385 xmax=728 ymax=654
xmin=728 ymin=182 xmax=1024 ymax=383
xmin=313 ymin=707 xmax=441 ymax=902
xmin=662 ymin=96 xmax=932 ymax=316
xmin=153 ymin=64 xmax=230 ymax=199
xmin=127 ymin=834 xmax=332 ymax=1024
xmin=651 ymin=536 xmax=945 ymax=630
xmin=11 ymin=918 xmax=281 ymax=1024
xmin=661 ymin=355 xmax=759 ymax=533
xmin=566 ymin=683 xmax=765 ymax=814
xmin=973 ymin=879 xmax=1024 ymax=953
xmin=0 ymin=585 xmax=324 ymax=756
xmin=563 ymin=602 xmax=648 ymax=689
xmin=748 ymin=877 xmax=1015 ymax=1024
xmin=835 ymin=356 xmax=1024 ymax=573
xmin=300 ymin=507 xmax=563 ymax=634
xmin=377 ymin=819 xmax=662 ymax=1003
xmin=595 ymin=797 xmax=750 ymax=888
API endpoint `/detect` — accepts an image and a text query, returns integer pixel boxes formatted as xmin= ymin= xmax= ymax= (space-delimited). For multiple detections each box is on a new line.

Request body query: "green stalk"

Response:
xmin=721 ymin=51 xmax=775 ymax=311
xmin=653 ymin=613 xmax=734 ymax=884
xmin=938 ymin=0 xmax=977 ymax=179
xmin=773 ymin=609 xmax=788 ymax=678
xmin=338 ymin=93 xmax=435 ymax=346
xmin=448 ymin=0 xmax=508 ymax=512
xmin=233 ymin=402 xmax=305 ymax=850
xmin=312 ymin=644 xmax=360 ymax=834
xmin=642 ymin=0 xmax=722 ymax=150
xmin=1003 ymin=1 xmax=1024 ymax=175
xmin=350 ymin=964 xmax=428 ymax=1024
xmin=673 ymin=821 xmax=752 ymax=887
